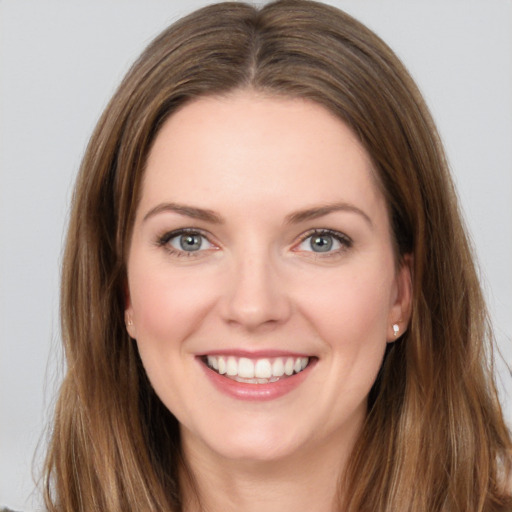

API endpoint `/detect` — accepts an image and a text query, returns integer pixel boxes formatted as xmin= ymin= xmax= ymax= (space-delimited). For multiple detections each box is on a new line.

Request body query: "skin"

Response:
xmin=125 ymin=90 xmax=412 ymax=511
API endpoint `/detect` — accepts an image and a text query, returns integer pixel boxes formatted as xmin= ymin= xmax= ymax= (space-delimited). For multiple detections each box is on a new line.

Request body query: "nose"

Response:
xmin=220 ymin=249 xmax=292 ymax=331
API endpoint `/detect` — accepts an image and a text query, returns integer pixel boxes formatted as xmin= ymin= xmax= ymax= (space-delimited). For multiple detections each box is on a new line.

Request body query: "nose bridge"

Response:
xmin=222 ymin=239 xmax=291 ymax=329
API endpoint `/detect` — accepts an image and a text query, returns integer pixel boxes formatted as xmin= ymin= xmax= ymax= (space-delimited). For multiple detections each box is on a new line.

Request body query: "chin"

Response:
xmin=184 ymin=418 xmax=308 ymax=464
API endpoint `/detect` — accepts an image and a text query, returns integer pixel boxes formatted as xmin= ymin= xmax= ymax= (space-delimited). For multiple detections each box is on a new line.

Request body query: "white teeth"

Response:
xmin=238 ymin=357 xmax=255 ymax=378
xmin=272 ymin=358 xmax=285 ymax=377
xmin=284 ymin=358 xmax=294 ymax=376
xmin=218 ymin=356 xmax=227 ymax=374
xmin=226 ymin=356 xmax=238 ymax=376
xmin=207 ymin=355 xmax=219 ymax=370
xmin=255 ymin=359 xmax=272 ymax=379
xmin=206 ymin=355 xmax=310 ymax=381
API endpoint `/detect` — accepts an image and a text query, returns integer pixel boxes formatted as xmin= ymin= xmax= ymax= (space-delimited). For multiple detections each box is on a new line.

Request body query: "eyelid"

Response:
xmin=155 ymin=227 xmax=352 ymax=258
xmin=293 ymin=228 xmax=353 ymax=254
xmin=156 ymin=227 xmax=218 ymax=256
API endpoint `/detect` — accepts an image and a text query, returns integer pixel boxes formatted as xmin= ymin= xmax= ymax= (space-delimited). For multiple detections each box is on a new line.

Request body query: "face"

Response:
xmin=125 ymin=90 xmax=411 ymax=466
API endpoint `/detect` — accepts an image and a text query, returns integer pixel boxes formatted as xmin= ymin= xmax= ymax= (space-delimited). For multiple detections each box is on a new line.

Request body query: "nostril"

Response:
xmin=222 ymin=287 xmax=292 ymax=329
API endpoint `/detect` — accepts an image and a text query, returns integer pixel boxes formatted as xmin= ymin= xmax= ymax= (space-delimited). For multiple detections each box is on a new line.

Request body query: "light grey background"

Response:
xmin=1 ymin=1 xmax=511 ymax=509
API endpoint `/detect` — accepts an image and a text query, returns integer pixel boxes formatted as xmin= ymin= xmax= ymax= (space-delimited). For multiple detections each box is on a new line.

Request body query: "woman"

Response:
xmin=40 ymin=0 xmax=512 ymax=510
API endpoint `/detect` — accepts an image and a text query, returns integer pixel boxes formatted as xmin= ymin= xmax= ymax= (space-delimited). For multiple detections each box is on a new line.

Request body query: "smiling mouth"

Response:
xmin=202 ymin=355 xmax=312 ymax=384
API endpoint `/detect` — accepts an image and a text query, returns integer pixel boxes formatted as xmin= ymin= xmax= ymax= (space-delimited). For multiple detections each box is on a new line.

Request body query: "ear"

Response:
xmin=387 ymin=253 xmax=413 ymax=342
xmin=124 ymin=281 xmax=137 ymax=339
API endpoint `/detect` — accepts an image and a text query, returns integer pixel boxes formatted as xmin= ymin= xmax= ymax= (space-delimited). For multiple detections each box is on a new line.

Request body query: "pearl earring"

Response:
xmin=392 ymin=324 xmax=399 ymax=336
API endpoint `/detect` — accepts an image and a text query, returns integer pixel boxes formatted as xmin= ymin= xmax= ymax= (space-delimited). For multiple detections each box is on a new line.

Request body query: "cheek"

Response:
xmin=296 ymin=262 xmax=394 ymax=352
xmin=129 ymin=263 xmax=219 ymax=347
xmin=295 ymin=263 xmax=394 ymax=413
xmin=128 ymin=264 xmax=221 ymax=413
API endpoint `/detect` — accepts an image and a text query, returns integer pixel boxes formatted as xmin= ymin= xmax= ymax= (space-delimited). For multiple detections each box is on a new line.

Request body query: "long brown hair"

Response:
xmin=44 ymin=1 xmax=512 ymax=510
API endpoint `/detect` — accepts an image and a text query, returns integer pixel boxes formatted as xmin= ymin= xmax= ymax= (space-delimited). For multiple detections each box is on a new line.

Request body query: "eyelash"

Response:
xmin=155 ymin=228 xmax=216 ymax=258
xmin=155 ymin=228 xmax=353 ymax=258
xmin=295 ymin=229 xmax=353 ymax=257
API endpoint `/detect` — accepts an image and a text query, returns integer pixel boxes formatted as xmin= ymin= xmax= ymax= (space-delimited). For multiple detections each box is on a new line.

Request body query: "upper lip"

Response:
xmin=196 ymin=349 xmax=314 ymax=358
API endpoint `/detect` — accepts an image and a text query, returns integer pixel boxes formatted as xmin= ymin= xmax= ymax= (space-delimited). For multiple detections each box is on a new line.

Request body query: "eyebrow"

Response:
xmin=142 ymin=201 xmax=372 ymax=227
xmin=142 ymin=202 xmax=225 ymax=224
xmin=285 ymin=202 xmax=373 ymax=227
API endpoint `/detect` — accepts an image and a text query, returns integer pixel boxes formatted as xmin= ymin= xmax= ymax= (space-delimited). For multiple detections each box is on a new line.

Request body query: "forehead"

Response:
xmin=140 ymin=90 xmax=387 ymax=225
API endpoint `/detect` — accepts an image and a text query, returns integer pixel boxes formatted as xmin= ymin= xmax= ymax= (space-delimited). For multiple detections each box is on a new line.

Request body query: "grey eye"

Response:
xmin=165 ymin=232 xmax=212 ymax=252
xmin=310 ymin=234 xmax=334 ymax=252
xmin=296 ymin=230 xmax=349 ymax=254
xmin=178 ymin=233 xmax=203 ymax=251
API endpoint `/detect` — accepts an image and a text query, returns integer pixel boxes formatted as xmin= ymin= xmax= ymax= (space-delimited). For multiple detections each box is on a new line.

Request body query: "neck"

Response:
xmin=180 ymin=428 xmax=356 ymax=512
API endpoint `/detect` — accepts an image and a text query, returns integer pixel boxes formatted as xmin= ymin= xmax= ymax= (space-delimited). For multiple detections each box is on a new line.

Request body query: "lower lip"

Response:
xmin=199 ymin=359 xmax=316 ymax=401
